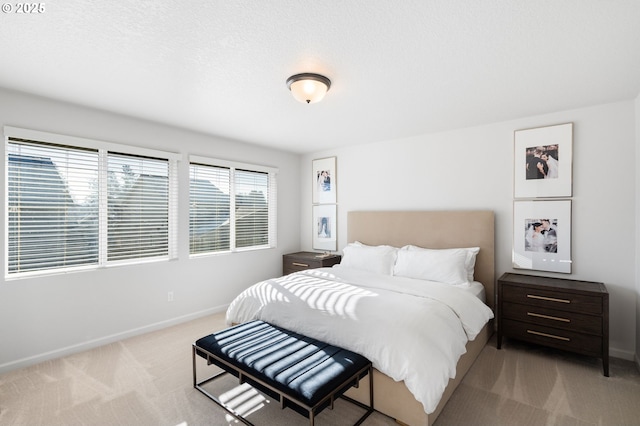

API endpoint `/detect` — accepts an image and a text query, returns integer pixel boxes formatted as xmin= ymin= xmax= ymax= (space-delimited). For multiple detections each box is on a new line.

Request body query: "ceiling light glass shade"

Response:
xmin=286 ymin=73 xmax=331 ymax=104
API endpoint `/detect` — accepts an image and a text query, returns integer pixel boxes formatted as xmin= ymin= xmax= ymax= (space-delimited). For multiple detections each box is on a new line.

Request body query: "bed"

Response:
xmin=226 ymin=210 xmax=495 ymax=426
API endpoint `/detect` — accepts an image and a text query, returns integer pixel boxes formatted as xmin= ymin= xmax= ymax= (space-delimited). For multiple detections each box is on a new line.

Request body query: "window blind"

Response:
xmin=188 ymin=158 xmax=277 ymax=255
xmin=105 ymin=152 xmax=171 ymax=262
xmin=189 ymin=164 xmax=231 ymax=254
xmin=234 ymin=169 xmax=269 ymax=249
xmin=5 ymin=128 xmax=180 ymax=277
xmin=7 ymin=139 xmax=100 ymax=273
xmin=268 ymin=171 xmax=277 ymax=248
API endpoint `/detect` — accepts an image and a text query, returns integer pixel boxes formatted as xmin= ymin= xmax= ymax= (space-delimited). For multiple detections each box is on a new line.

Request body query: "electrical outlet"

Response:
xmin=168 ymin=291 xmax=174 ymax=302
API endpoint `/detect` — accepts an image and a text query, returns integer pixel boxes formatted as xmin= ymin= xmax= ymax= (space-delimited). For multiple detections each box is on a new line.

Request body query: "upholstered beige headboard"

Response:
xmin=347 ymin=210 xmax=496 ymax=311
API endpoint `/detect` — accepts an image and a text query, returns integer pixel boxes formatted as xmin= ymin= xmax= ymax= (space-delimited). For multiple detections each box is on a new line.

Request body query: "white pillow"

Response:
xmin=403 ymin=245 xmax=480 ymax=282
xmin=393 ymin=249 xmax=469 ymax=285
xmin=341 ymin=243 xmax=398 ymax=275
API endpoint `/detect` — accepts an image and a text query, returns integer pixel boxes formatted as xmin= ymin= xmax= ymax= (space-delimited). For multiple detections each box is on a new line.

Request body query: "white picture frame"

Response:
xmin=312 ymin=204 xmax=337 ymax=251
xmin=513 ymin=200 xmax=572 ymax=273
xmin=514 ymin=122 xmax=573 ymax=198
xmin=312 ymin=156 xmax=336 ymax=204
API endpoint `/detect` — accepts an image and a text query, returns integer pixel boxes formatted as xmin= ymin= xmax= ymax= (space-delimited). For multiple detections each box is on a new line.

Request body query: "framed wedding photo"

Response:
xmin=312 ymin=156 xmax=336 ymax=204
xmin=512 ymin=200 xmax=572 ymax=273
xmin=514 ymin=122 xmax=573 ymax=198
xmin=312 ymin=204 xmax=337 ymax=251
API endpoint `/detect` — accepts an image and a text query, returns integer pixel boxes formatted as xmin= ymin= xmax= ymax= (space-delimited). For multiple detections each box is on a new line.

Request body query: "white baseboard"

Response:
xmin=0 ymin=305 xmax=228 ymax=375
xmin=609 ymin=347 xmax=636 ymax=361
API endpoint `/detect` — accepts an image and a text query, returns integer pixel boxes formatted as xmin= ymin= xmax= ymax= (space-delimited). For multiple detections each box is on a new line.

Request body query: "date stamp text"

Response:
xmin=2 ymin=3 xmax=46 ymax=13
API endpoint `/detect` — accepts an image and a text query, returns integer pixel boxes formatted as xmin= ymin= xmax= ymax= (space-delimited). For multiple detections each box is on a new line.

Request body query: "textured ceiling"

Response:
xmin=1 ymin=1 xmax=639 ymax=153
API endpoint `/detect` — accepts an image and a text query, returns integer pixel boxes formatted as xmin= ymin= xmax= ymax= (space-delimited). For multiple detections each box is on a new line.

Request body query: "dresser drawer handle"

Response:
xmin=527 ymin=312 xmax=571 ymax=322
xmin=527 ymin=330 xmax=570 ymax=341
xmin=527 ymin=294 xmax=570 ymax=304
xmin=292 ymin=262 xmax=309 ymax=267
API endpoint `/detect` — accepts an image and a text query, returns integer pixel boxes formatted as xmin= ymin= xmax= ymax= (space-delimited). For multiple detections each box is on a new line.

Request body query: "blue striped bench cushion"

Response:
xmin=194 ymin=320 xmax=372 ymax=419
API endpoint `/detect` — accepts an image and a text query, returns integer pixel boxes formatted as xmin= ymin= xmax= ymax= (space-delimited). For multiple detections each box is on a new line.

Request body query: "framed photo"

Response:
xmin=514 ymin=122 xmax=573 ymax=198
xmin=312 ymin=204 xmax=337 ymax=251
xmin=513 ymin=200 xmax=572 ymax=273
xmin=312 ymin=156 xmax=336 ymax=204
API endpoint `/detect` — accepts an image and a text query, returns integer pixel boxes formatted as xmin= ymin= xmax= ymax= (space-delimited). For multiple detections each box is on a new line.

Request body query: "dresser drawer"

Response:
xmin=502 ymin=284 xmax=602 ymax=314
xmin=501 ymin=303 xmax=602 ymax=335
xmin=501 ymin=319 xmax=603 ymax=357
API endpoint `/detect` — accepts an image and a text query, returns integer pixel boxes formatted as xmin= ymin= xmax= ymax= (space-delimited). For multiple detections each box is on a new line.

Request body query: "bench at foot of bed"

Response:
xmin=192 ymin=320 xmax=374 ymax=426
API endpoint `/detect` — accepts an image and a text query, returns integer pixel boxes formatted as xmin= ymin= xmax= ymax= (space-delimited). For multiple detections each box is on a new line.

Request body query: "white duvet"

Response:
xmin=225 ymin=265 xmax=494 ymax=414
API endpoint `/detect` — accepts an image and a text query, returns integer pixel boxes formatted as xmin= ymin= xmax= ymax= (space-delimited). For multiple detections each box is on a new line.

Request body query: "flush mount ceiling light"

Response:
xmin=286 ymin=73 xmax=331 ymax=104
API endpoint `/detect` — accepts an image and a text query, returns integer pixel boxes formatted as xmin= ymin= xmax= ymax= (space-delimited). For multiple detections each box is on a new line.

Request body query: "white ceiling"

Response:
xmin=1 ymin=1 xmax=640 ymax=154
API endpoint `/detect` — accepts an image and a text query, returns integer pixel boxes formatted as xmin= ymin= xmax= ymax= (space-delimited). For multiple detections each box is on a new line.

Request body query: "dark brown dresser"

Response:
xmin=497 ymin=272 xmax=609 ymax=376
xmin=282 ymin=251 xmax=341 ymax=275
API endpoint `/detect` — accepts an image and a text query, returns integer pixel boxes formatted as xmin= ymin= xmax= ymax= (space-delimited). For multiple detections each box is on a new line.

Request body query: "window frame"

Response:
xmin=4 ymin=126 xmax=181 ymax=279
xmin=189 ymin=155 xmax=278 ymax=257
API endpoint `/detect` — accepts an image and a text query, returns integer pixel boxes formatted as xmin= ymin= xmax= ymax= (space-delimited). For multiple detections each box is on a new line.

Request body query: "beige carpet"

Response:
xmin=1 ymin=312 xmax=639 ymax=426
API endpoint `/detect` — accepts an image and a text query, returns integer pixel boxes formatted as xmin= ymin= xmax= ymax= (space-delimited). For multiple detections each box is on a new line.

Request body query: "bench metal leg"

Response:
xmin=339 ymin=365 xmax=374 ymax=426
xmin=193 ymin=345 xmax=255 ymax=426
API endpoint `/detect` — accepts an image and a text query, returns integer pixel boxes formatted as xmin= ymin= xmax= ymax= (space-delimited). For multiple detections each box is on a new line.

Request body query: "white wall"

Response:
xmin=302 ymin=100 xmax=637 ymax=360
xmin=0 ymin=88 xmax=301 ymax=372
xmin=636 ymin=92 xmax=640 ymax=369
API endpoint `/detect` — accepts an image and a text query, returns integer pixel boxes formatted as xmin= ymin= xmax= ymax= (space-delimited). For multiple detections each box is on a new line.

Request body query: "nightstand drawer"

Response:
xmin=284 ymin=259 xmax=319 ymax=274
xmin=501 ymin=319 xmax=603 ymax=357
xmin=502 ymin=284 xmax=602 ymax=314
xmin=501 ymin=303 xmax=602 ymax=335
xmin=283 ymin=252 xmax=341 ymax=275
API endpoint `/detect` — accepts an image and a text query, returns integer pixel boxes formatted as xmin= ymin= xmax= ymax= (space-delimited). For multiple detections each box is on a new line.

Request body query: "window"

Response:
xmin=5 ymin=127 xmax=179 ymax=277
xmin=189 ymin=164 xmax=230 ymax=253
xmin=189 ymin=156 xmax=277 ymax=255
xmin=234 ymin=169 xmax=269 ymax=248
xmin=7 ymin=140 xmax=99 ymax=273
xmin=107 ymin=153 xmax=171 ymax=261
